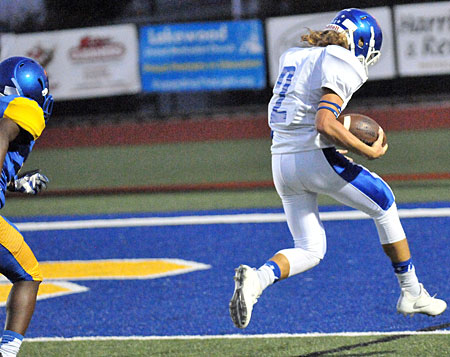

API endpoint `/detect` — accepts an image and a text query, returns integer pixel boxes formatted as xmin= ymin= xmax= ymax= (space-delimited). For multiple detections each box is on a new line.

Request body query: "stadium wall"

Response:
xmin=36 ymin=104 xmax=450 ymax=149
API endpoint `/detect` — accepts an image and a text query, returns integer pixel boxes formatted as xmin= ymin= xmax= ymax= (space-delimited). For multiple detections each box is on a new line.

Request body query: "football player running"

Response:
xmin=0 ymin=56 xmax=52 ymax=356
xmin=229 ymin=8 xmax=447 ymax=329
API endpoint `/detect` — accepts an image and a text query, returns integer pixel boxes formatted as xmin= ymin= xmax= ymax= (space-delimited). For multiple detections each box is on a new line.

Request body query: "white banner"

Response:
xmin=395 ymin=2 xmax=450 ymax=76
xmin=0 ymin=24 xmax=141 ymax=100
xmin=265 ymin=7 xmax=396 ymax=85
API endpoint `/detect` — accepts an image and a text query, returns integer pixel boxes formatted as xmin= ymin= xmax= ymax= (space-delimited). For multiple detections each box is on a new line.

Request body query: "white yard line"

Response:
xmin=15 ymin=207 xmax=450 ymax=232
xmin=25 ymin=330 xmax=450 ymax=342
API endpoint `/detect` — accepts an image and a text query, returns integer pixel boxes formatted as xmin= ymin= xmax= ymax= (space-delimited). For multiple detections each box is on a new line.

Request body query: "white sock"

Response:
xmin=0 ymin=330 xmax=23 ymax=357
xmin=257 ymin=264 xmax=276 ymax=291
xmin=396 ymin=266 xmax=421 ymax=297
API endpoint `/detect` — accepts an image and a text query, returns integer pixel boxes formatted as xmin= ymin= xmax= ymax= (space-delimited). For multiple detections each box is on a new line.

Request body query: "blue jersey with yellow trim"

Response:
xmin=0 ymin=95 xmax=46 ymax=208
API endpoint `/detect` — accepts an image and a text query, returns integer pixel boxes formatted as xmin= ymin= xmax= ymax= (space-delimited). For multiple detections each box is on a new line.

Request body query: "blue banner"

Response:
xmin=139 ymin=20 xmax=266 ymax=92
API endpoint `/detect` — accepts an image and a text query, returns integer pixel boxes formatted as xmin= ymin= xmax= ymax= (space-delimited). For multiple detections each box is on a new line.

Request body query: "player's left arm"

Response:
xmin=0 ymin=116 xmax=49 ymax=195
xmin=315 ymin=90 xmax=387 ymax=160
xmin=0 ymin=117 xmax=20 ymax=167
xmin=2 ymin=97 xmax=50 ymax=194
xmin=319 ymin=48 xmax=386 ymax=159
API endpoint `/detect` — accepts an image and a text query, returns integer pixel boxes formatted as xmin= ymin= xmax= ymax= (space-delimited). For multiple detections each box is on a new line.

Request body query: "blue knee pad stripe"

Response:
xmin=322 ymin=148 xmax=394 ymax=211
xmin=0 ymin=245 xmax=33 ymax=283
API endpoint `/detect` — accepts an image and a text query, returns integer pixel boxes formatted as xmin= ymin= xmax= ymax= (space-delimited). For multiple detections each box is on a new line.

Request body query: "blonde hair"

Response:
xmin=301 ymin=29 xmax=348 ymax=49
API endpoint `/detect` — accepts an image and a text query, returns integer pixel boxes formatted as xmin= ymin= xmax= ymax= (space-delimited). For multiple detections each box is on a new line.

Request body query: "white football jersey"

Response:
xmin=269 ymin=45 xmax=367 ymax=154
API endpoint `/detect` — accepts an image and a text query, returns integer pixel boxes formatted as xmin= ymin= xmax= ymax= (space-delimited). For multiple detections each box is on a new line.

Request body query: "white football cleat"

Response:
xmin=229 ymin=264 xmax=262 ymax=329
xmin=397 ymin=283 xmax=447 ymax=317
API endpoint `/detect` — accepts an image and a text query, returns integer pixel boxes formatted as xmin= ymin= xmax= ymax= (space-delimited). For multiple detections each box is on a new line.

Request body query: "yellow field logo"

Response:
xmin=0 ymin=258 xmax=210 ymax=306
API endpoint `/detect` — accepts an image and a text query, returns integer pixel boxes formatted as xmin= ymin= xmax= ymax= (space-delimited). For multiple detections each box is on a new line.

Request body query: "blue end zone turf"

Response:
xmin=2 ymin=202 xmax=449 ymax=337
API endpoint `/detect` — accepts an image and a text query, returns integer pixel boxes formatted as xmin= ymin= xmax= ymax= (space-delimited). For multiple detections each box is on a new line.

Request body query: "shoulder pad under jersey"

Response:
xmin=321 ymin=45 xmax=368 ymax=102
xmin=0 ymin=96 xmax=45 ymax=140
xmin=324 ymin=45 xmax=367 ymax=81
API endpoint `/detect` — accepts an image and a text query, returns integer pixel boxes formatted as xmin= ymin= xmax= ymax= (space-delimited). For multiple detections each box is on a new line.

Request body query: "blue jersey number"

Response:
xmin=270 ymin=66 xmax=296 ymax=124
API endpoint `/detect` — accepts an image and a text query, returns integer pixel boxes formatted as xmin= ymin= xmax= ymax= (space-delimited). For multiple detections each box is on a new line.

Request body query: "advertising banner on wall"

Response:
xmin=140 ymin=20 xmax=266 ymax=92
xmin=0 ymin=24 xmax=141 ymax=100
xmin=395 ymin=1 xmax=450 ymax=76
xmin=266 ymin=7 xmax=396 ymax=85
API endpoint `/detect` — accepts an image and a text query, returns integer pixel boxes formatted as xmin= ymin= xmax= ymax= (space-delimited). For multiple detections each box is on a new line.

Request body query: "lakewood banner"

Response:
xmin=395 ymin=1 xmax=450 ymax=76
xmin=140 ymin=20 xmax=266 ymax=92
xmin=266 ymin=7 xmax=396 ymax=85
xmin=0 ymin=24 xmax=141 ymax=100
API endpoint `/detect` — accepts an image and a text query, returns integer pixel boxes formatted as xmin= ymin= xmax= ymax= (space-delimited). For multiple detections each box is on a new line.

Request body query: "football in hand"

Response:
xmin=337 ymin=113 xmax=387 ymax=146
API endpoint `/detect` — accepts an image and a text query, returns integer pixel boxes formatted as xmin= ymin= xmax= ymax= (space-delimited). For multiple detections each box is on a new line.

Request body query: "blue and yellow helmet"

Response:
xmin=0 ymin=56 xmax=54 ymax=119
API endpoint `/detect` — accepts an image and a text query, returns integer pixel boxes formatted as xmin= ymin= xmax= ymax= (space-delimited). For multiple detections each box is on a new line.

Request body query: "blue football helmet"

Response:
xmin=0 ymin=56 xmax=54 ymax=119
xmin=326 ymin=8 xmax=382 ymax=72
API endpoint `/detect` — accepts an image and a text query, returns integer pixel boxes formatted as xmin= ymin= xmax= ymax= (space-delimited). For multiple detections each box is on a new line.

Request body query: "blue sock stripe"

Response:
xmin=1 ymin=330 xmax=24 ymax=343
xmin=392 ymin=259 xmax=413 ymax=274
xmin=264 ymin=261 xmax=281 ymax=282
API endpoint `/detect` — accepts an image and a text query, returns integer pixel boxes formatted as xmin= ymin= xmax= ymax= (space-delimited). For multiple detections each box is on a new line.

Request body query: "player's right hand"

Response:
xmin=367 ymin=127 xmax=388 ymax=160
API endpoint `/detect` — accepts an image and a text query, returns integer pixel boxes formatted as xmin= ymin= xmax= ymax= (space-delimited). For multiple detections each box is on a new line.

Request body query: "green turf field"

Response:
xmin=21 ymin=333 xmax=450 ymax=356
xmin=2 ymin=180 xmax=450 ymax=217
xmin=17 ymin=129 xmax=450 ymax=190
xmin=2 ymin=129 xmax=449 ymax=217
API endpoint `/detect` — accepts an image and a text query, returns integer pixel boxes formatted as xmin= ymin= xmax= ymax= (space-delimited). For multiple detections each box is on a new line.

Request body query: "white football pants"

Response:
xmin=272 ymin=148 xmax=405 ymax=275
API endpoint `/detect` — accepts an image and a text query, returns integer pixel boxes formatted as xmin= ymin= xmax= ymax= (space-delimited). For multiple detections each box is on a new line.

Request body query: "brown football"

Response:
xmin=337 ymin=113 xmax=387 ymax=146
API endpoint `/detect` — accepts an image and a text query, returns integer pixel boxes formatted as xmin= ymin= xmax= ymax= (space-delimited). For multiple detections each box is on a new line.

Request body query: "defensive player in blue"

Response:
xmin=0 ymin=56 xmax=52 ymax=356
xmin=229 ymin=8 xmax=447 ymax=329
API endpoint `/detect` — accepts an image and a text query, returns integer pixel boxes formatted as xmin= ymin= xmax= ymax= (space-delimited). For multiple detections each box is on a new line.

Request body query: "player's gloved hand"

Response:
xmin=8 ymin=169 xmax=49 ymax=195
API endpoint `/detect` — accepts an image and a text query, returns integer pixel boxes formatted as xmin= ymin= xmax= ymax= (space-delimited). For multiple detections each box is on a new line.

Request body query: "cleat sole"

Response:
xmin=229 ymin=266 xmax=248 ymax=329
